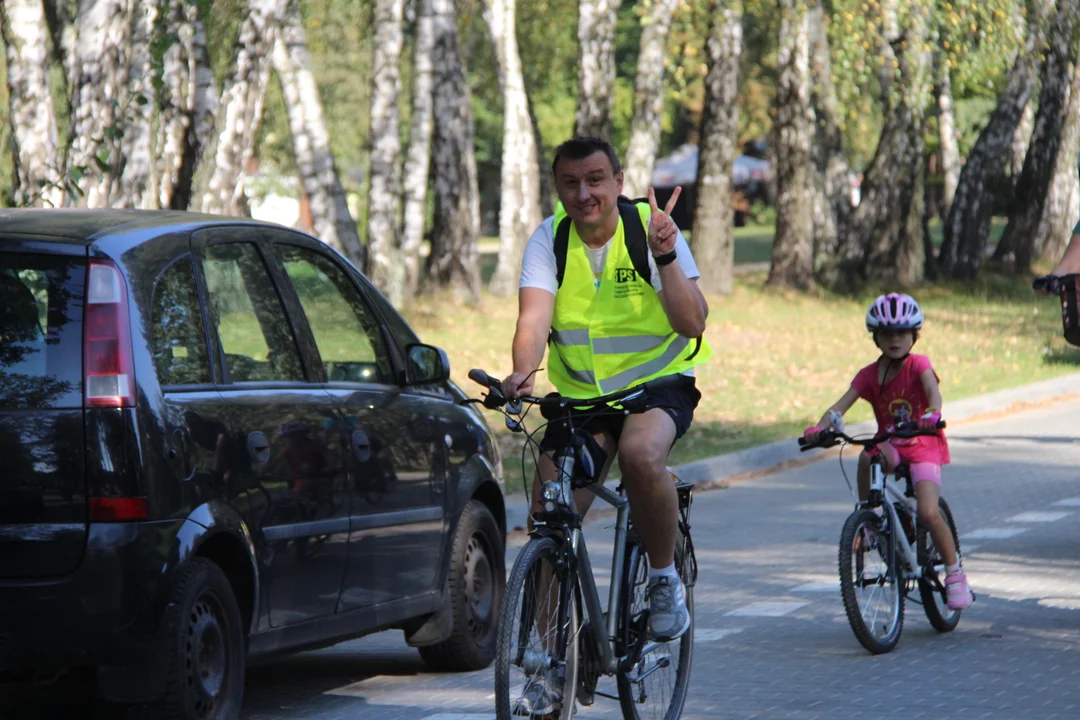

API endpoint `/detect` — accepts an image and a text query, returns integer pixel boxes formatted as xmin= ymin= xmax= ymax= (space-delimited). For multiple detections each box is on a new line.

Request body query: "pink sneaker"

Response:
xmin=945 ymin=571 xmax=974 ymax=610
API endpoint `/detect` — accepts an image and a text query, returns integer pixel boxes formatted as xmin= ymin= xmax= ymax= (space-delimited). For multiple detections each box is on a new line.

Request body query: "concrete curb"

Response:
xmin=501 ymin=371 xmax=1080 ymax=532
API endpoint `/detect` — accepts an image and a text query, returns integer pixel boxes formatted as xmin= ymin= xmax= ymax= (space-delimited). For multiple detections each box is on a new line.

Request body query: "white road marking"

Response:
xmin=1006 ymin=511 xmax=1072 ymax=523
xmin=790 ymin=580 xmax=839 ymax=593
xmin=725 ymin=601 xmax=810 ymax=617
xmin=1052 ymin=497 xmax=1080 ymax=507
xmin=965 ymin=527 xmax=1028 ymax=540
xmin=695 ymin=628 xmax=744 ymax=642
xmin=421 ymin=715 xmax=496 ymax=720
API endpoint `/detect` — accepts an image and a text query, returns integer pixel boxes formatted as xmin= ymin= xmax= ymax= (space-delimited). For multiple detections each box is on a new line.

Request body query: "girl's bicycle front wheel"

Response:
xmin=616 ymin=525 xmax=694 ymax=720
xmin=494 ymin=535 xmax=579 ymax=720
xmin=839 ymin=508 xmax=904 ymax=654
xmin=918 ymin=496 xmax=963 ymax=632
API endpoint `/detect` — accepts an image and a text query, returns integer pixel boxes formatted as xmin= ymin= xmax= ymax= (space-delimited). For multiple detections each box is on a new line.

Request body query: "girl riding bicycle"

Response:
xmin=803 ymin=293 xmax=975 ymax=611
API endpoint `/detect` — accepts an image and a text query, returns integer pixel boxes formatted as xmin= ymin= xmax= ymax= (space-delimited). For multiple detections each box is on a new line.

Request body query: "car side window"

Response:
xmin=276 ymin=244 xmax=394 ymax=385
xmin=151 ymin=256 xmax=212 ymax=386
xmin=199 ymin=243 xmax=306 ymax=383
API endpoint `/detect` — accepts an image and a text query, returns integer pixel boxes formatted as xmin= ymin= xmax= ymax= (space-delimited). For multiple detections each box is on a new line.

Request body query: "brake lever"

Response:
xmin=505 ymin=398 xmax=523 ymax=432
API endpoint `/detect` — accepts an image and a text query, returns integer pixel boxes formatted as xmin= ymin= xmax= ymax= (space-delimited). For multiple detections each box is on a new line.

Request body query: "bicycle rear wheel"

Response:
xmin=839 ymin=508 xmax=904 ymax=654
xmin=495 ymin=536 xmax=579 ymax=720
xmin=918 ymin=497 xmax=963 ymax=632
xmin=616 ymin=525 xmax=693 ymax=720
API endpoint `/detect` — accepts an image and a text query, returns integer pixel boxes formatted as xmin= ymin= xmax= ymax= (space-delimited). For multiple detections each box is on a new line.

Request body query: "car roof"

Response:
xmin=0 ymin=208 xmax=282 ymax=245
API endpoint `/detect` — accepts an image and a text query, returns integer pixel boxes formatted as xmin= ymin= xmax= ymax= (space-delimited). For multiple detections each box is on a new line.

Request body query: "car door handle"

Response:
xmin=352 ymin=430 xmax=372 ymax=462
xmin=247 ymin=431 xmax=270 ymax=464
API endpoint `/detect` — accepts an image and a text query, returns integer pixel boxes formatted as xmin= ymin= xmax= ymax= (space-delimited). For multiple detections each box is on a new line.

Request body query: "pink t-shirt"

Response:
xmin=850 ymin=354 xmax=950 ymax=465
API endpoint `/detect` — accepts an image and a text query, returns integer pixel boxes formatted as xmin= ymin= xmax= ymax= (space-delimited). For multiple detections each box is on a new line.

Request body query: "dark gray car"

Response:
xmin=0 ymin=209 xmax=506 ymax=720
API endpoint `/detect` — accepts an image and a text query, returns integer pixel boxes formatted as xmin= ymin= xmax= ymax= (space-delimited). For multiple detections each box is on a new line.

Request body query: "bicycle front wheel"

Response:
xmin=616 ymin=525 xmax=694 ymax=720
xmin=494 ymin=535 xmax=579 ymax=720
xmin=839 ymin=508 xmax=904 ymax=654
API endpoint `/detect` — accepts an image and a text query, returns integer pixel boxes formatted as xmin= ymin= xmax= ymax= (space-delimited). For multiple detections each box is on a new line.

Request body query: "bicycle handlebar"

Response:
xmin=1033 ymin=274 xmax=1079 ymax=294
xmin=466 ymin=367 xmax=682 ymax=415
xmin=797 ymin=420 xmax=946 ymax=452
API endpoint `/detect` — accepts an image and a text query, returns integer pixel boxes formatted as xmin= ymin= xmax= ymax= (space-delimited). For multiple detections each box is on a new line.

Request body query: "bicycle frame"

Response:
xmin=533 ymin=451 xmax=669 ymax=678
xmin=866 ymin=462 xmax=950 ymax=583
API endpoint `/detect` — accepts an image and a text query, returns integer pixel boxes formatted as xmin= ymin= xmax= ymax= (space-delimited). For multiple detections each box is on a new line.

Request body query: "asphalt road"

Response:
xmin=6 ymin=399 xmax=1080 ymax=720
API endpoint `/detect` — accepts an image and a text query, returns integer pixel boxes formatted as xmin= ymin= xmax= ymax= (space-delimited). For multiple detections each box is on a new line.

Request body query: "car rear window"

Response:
xmin=0 ymin=253 xmax=85 ymax=409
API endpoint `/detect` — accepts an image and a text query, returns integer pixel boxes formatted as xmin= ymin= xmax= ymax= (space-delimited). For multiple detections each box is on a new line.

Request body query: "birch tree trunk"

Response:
xmin=995 ymin=0 xmax=1080 ymax=272
xmin=1038 ymin=60 xmax=1080 ymax=263
xmin=622 ymin=0 xmax=679 ymax=198
xmin=806 ymin=4 xmax=851 ymax=283
xmin=273 ymin=0 xmax=363 ymax=267
xmin=846 ymin=0 xmax=932 ymax=287
xmin=2 ymin=0 xmax=63 ymax=207
xmin=934 ymin=49 xmax=960 ymax=216
xmin=116 ymin=1 xmax=157 ymax=208
xmin=938 ymin=7 xmax=1045 ymax=278
xmin=191 ymin=0 xmax=287 ymax=216
xmin=485 ymin=0 xmax=543 ymax=298
xmin=365 ymin=0 xmax=405 ymax=287
xmin=691 ymin=0 xmax=742 ymax=295
xmin=1010 ymin=100 xmax=1036 ymax=192
xmin=530 ymin=93 xmax=555 ymax=216
xmin=575 ymin=0 xmax=617 ymax=139
xmin=43 ymin=0 xmax=76 ymax=102
xmin=157 ymin=0 xmax=217 ymax=210
xmin=427 ymin=0 xmax=482 ymax=302
xmin=67 ymin=0 xmax=135 ymax=208
xmin=400 ymin=0 xmax=437 ymax=304
xmin=768 ymin=0 xmax=814 ymax=289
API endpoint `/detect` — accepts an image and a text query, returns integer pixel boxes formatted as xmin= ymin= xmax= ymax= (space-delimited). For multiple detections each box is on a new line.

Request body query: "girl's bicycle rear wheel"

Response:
xmin=616 ymin=526 xmax=694 ymax=720
xmin=495 ymin=536 xmax=579 ymax=720
xmin=839 ymin=508 xmax=904 ymax=654
xmin=918 ymin=497 xmax=963 ymax=632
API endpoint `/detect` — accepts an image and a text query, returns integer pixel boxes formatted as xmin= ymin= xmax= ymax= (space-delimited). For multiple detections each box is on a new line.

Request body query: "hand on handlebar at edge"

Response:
xmin=501 ymin=371 xmax=533 ymax=400
xmin=918 ymin=409 xmax=941 ymax=430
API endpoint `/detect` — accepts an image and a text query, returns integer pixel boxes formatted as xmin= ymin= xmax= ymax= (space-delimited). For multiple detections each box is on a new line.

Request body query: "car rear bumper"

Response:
xmin=0 ymin=519 xmax=182 ymax=672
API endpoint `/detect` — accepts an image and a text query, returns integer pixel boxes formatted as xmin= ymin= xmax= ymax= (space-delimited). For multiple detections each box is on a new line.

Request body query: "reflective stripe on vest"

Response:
xmin=546 ymin=201 xmax=713 ymax=398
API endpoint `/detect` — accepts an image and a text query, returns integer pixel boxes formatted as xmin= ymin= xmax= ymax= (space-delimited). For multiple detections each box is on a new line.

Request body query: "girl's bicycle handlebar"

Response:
xmin=797 ymin=420 xmax=947 ymax=452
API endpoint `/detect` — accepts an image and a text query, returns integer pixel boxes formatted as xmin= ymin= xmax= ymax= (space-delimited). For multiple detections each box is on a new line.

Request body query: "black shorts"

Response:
xmin=536 ymin=374 xmax=701 ymax=452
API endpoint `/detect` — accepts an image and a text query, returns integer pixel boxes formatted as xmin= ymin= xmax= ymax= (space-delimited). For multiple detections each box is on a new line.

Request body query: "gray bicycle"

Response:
xmin=466 ymin=370 xmax=697 ymax=720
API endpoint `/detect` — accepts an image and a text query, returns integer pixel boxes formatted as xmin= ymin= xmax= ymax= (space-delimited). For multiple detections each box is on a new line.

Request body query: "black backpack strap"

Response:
xmin=617 ymin=196 xmax=652 ymax=287
xmin=554 ymin=215 xmax=571 ymax=288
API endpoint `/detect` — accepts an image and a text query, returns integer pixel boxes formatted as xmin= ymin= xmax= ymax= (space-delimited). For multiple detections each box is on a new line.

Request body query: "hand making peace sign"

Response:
xmin=647 ymin=186 xmax=682 ymax=257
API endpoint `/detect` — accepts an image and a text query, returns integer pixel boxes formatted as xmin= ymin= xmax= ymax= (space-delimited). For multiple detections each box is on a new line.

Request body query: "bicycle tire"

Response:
xmin=616 ymin=525 xmax=694 ymax=720
xmin=918 ymin=497 xmax=963 ymax=632
xmin=494 ymin=536 xmax=579 ymax=720
xmin=839 ymin=508 xmax=904 ymax=654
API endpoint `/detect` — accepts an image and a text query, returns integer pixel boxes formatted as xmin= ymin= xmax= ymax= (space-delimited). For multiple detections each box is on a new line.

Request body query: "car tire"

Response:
xmin=158 ymin=557 xmax=246 ymax=720
xmin=419 ymin=500 xmax=505 ymax=672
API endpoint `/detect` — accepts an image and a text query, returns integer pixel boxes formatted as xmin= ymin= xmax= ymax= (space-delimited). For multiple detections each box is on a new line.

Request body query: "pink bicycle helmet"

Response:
xmin=866 ymin=293 xmax=923 ymax=331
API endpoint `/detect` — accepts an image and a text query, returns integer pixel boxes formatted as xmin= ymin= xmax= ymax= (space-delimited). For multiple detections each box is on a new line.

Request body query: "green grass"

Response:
xmin=405 ymin=263 xmax=1080 ymax=495
xmin=221 ymin=217 xmax=1065 ymax=497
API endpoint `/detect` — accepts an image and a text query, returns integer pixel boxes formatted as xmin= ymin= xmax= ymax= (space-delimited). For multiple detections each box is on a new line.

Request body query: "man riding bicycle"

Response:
xmin=501 ymin=136 xmax=713 ymax=643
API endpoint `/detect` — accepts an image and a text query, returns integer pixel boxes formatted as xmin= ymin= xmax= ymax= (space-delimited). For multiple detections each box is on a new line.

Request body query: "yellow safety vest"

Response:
xmin=547 ymin=200 xmax=713 ymax=398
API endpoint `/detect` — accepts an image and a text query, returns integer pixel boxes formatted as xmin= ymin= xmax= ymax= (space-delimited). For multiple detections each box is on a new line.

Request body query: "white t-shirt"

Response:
xmin=519 ymin=215 xmax=700 ymax=294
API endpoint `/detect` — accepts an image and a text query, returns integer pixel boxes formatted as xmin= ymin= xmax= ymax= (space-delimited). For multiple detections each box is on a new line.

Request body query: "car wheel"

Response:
xmin=419 ymin=500 xmax=505 ymax=672
xmin=159 ymin=558 xmax=245 ymax=720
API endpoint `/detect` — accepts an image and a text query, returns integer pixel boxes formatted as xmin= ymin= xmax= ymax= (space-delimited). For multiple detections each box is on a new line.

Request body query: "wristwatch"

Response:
xmin=654 ymin=250 xmax=677 ymax=266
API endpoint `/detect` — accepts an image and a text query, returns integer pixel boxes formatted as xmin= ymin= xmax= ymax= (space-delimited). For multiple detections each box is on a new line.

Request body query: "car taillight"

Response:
xmin=89 ymin=497 xmax=149 ymax=522
xmin=84 ymin=260 xmax=135 ymax=408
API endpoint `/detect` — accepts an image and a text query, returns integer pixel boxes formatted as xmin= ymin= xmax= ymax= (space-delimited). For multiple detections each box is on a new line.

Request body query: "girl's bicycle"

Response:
xmin=798 ymin=420 xmax=965 ymax=654
xmin=464 ymin=369 xmax=697 ymax=720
